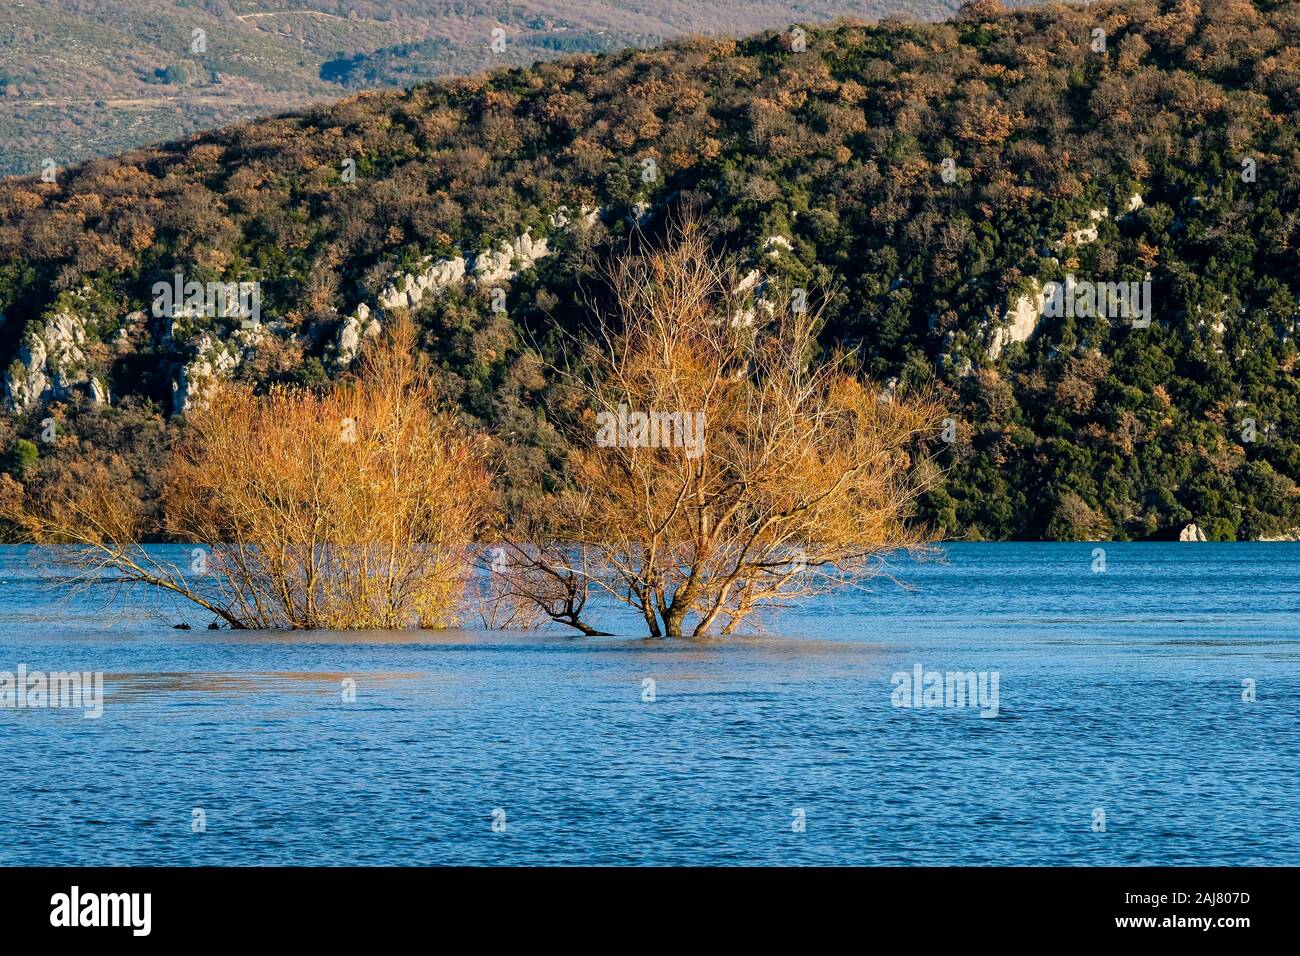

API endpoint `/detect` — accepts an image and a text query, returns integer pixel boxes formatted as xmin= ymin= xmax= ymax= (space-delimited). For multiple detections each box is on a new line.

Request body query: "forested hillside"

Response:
xmin=0 ymin=0 xmax=961 ymax=177
xmin=1 ymin=0 xmax=1298 ymax=541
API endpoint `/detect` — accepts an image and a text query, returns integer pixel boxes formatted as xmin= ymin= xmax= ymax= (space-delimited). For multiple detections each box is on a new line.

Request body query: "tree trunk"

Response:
xmin=662 ymin=606 xmax=686 ymax=638
xmin=641 ymin=600 xmax=662 ymax=637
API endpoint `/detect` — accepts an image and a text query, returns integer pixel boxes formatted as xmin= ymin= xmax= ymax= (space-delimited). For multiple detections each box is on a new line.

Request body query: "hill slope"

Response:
xmin=1 ymin=0 xmax=1299 ymax=541
xmin=0 ymin=0 xmax=962 ymax=178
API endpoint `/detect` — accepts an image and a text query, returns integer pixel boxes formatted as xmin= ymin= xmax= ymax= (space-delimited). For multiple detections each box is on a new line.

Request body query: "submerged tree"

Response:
xmin=503 ymin=223 xmax=946 ymax=637
xmin=6 ymin=317 xmax=493 ymax=629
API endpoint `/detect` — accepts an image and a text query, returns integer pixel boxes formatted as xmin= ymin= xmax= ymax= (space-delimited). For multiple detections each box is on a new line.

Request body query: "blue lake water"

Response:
xmin=0 ymin=542 xmax=1296 ymax=866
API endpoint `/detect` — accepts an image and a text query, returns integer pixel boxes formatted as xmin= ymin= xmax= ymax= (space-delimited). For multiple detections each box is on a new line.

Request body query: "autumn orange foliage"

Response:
xmin=497 ymin=222 xmax=945 ymax=637
xmin=8 ymin=318 xmax=493 ymax=629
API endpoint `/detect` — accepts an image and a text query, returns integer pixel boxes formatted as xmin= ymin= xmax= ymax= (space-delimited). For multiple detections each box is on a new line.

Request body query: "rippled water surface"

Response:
xmin=0 ymin=543 xmax=1296 ymax=865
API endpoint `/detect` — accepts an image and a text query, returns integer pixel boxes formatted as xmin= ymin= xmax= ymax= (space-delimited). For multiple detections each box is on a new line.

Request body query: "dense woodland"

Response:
xmin=1 ymin=0 xmax=1299 ymax=541
xmin=0 ymin=0 xmax=951 ymax=177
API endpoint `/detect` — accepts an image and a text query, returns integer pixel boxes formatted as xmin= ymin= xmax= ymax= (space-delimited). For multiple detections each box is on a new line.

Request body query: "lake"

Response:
xmin=0 ymin=542 xmax=1296 ymax=865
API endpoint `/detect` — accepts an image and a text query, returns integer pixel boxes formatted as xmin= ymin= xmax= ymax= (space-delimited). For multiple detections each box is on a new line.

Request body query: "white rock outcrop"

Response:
xmin=4 ymin=311 xmax=94 ymax=411
xmin=472 ymin=231 xmax=549 ymax=287
xmin=346 ymin=214 xmax=604 ymax=368
xmin=168 ymin=322 xmax=292 ymax=416
xmin=763 ymin=235 xmax=792 ymax=258
xmin=332 ymin=303 xmax=382 ymax=368
xmin=377 ymin=255 xmax=467 ymax=313
xmin=89 ymin=377 xmax=110 ymax=405
xmin=1054 ymin=207 xmax=1116 ymax=249
xmin=1179 ymin=523 xmax=1208 ymax=542
xmin=1067 ymin=224 xmax=1100 ymax=245
xmin=735 ymin=269 xmax=761 ymax=295
xmin=341 ymin=227 xmax=564 ymax=367
xmin=173 ymin=332 xmax=243 ymax=414
xmin=372 ymin=230 xmax=552 ymax=322
xmin=549 ymin=204 xmax=602 ymax=230
xmin=988 ymin=281 xmax=1050 ymax=359
xmin=728 ymin=269 xmax=775 ymax=328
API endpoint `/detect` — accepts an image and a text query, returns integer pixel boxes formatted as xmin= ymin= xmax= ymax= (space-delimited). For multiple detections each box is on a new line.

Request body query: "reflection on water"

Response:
xmin=101 ymin=671 xmax=421 ymax=703
xmin=0 ymin=542 xmax=1297 ymax=866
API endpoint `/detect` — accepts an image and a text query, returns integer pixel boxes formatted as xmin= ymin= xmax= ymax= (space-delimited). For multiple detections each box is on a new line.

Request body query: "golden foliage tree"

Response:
xmin=503 ymin=222 xmax=945 ymax=637
xmin=7 ymin=318 xmax=493 ymax=629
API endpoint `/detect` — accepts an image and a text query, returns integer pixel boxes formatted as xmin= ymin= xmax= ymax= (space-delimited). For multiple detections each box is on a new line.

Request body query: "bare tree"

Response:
xmin=506 ymin=221 xmax=945 ymax=637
